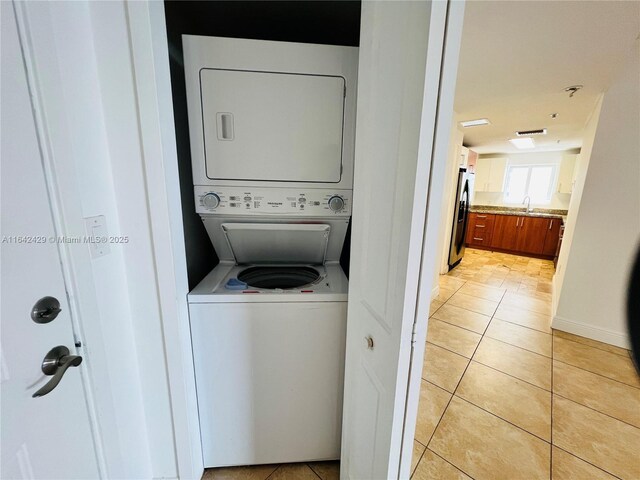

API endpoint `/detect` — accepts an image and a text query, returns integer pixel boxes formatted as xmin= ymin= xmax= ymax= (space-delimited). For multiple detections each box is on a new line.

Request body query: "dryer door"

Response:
xmin=200 ymin=69 xmax=345 ymax=183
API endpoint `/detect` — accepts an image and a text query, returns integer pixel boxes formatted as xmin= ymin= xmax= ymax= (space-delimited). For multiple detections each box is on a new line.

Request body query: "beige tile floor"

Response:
xmin=413 ymin=248 xmax=640 ymax=480
xmin=202 ymin=248 xmax=639 ymax=480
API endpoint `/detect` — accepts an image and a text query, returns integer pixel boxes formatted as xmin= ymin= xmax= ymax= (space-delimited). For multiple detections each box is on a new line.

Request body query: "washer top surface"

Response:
xmin=188 ymin=263 xmax=348 ymax=303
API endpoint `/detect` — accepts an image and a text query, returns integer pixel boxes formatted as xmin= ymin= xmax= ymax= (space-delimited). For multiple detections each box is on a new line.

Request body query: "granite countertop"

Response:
xmin=470 ymin=205 xmax=568 ymax=221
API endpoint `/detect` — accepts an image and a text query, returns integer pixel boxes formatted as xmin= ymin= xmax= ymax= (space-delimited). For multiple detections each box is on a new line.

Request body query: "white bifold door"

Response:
xmin=341 ymin=1 xmax=463 ymax=478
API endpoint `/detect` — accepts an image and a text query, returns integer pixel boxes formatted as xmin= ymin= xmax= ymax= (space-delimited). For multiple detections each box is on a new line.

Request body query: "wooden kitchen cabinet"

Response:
xmin=468 ymin=213 xmax=564 ymax=259
xmin=490 ymin=214 xmax=519 ymax=251
xmin=466 ymin=213 xmax=496 ymax=247
xmin=543 ymin=217 xmax=562 ymax=256
xmin=517 ymin=216 xmax=549 ymax=254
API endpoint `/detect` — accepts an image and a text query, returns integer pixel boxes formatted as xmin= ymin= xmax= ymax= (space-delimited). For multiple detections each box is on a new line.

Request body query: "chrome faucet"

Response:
xmin=522 ymin=195 xmax=533 ymax=213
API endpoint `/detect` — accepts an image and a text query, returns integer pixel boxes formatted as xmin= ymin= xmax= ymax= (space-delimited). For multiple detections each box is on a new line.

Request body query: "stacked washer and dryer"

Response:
xmin=183 ymin=36 xmax=358 ymax=467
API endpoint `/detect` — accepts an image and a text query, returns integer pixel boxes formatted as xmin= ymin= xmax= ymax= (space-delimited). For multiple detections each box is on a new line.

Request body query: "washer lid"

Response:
xmin=221 ymin=223 xmax=330 ymax=265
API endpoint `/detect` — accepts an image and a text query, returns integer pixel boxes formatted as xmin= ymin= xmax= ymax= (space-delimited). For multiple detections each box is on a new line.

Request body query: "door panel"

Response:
xmin=341 ymin=1 xmax=448 ymax=478
xmin=1 ymin=4 xmax=99 ymax=478
xmin=543 ymin=218 xmax=562 ymax=256
xmin=517 ymin=217 xmax=549 ymax=254
xmin=491 ymin=214 xmax=520 ymax=251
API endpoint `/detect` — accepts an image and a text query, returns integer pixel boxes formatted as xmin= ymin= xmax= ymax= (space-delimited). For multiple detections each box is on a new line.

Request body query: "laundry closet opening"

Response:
xmin=163 ymin=0 xmax=361 ymax=471
xmin=164 ymin=0 xmax=361 ymax=290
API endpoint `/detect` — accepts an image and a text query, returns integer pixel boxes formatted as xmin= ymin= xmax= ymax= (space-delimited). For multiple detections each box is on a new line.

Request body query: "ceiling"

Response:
xmin=455 ymin=1 xmax=640 ymax=154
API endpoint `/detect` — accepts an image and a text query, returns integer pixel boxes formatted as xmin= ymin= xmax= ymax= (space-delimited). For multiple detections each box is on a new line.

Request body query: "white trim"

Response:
xmin=431 ymin=285 xmax=440 ymax=300
xmin=126 ymin=3 xmax=203 ymax=479
xmin=552 ymin=315 xmax=631 ymax=350
xmin=399 ymin=0 xmax=466 ymax=478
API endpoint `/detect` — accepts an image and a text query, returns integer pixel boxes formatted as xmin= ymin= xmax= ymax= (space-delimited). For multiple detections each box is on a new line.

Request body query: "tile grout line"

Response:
xmin=550 ymin=307 xmax=554 ymax=480
xmin=552 ymin=357 xmax=640 ymax=390
xmin=409 ymin=440 xmax=427 ymax=479
xmin=469 ymin=358 xmax=551 ymax=392
xmin=552 ymin=445 xmax=625 ymax=480
xmin=453 ymin=395 xmax=551 ymax=444
xmin=427 ymin=447 xmax=477 ymax=480
xmin=553 ymin=333 xmax=632 ymax=358
xmin=552 ymin=392 xmax=640 ymax=431
xmin=264 ymin=465 xmax=282 ymax=480
xmin=421 ymin=282 xmax=507 ymax=475
xmin=305 ymin=463 xmax=323 ymax=480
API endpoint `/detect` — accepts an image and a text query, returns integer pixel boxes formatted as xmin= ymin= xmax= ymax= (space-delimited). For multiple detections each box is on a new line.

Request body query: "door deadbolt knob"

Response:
xmin=31 ymin=296 xmax=62 ymax=324
xmin=32 ymin=346 xmax=82 ymax=398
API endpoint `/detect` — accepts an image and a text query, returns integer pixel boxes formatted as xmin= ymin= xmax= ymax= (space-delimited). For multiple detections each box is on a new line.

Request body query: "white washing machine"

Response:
xmin=182 ymin=36 xmax=358 ymax=467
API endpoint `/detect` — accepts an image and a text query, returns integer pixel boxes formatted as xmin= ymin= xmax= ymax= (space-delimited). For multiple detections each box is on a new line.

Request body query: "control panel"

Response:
xmin=194 ymin=186 xmax=352 ymax=217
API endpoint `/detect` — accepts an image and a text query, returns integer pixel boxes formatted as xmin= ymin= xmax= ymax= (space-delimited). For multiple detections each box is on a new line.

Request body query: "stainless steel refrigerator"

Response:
xmin=448 ymin=168 xmax=472 ymax=270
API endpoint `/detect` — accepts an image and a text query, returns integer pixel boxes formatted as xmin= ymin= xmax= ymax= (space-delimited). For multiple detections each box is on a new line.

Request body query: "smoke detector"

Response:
xmin=564 ymin=85 xmax=583 ymax=98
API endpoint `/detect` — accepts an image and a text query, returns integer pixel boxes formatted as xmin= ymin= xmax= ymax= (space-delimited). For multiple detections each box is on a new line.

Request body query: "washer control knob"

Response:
xmin=328 ymin=195 xmax=345 ymax=212
xmin=203 ymin=193 xmax=220 ymax=209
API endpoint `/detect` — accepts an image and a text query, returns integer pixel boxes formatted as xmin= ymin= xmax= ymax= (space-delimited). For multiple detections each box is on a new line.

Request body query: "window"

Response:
xmin=504 ymin=165 xmax=555 ymax=204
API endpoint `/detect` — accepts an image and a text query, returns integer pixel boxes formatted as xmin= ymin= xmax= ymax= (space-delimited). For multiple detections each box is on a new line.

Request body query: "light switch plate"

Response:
xmin=84 ymin=215 xmax=110 ymax=259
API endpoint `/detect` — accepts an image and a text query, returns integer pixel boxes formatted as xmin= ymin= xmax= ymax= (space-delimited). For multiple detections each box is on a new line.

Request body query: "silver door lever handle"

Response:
xmin=32 ymin=346 xmax=82 ymax=398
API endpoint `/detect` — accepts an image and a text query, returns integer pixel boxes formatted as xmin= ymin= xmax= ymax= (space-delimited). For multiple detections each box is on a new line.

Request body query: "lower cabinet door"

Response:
xmin=517 ymin=216 xmax=549 ymax=254
xmin=490 ymin=215 xmax=520 ymax=251
xmin=543 ymin=218 xmax=562 ymax=256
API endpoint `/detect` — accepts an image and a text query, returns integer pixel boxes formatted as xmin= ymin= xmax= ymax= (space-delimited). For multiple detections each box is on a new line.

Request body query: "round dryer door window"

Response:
xmin=238 ymin=266 xmax=320 ymax=289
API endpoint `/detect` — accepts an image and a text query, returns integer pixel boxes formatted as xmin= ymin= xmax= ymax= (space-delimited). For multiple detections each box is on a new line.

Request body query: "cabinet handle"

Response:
xmin=516 ymin=218 xmax=519 ymax=227
xmin=476 ymin=225 xmax=485 ymax=228
xmin=477 ymin=215 xmax=487 ymax=218
xmin=520 ymin=218 xmax=525 ymax=228
xmin=549 ymin=220 xmax=553 ymax=230
xmin=473 ymin=237 xmax=484 ymax=241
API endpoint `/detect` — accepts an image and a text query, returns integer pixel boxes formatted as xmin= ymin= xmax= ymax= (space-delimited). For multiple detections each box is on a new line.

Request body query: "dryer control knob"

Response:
xmin=203 ymin=193 xmax=220 ymax=209
xmin=328 ymin=196 xmax=345 ymax=212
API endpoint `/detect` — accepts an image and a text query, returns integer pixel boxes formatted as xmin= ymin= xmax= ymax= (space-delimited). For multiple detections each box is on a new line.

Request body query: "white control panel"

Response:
xmin=194 ymin=186 xmax=352 ymax=217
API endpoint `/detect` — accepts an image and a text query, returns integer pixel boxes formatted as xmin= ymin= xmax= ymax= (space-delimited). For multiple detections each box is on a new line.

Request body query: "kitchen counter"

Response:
xmin=470 ymin=205 xmax=567 ymax=220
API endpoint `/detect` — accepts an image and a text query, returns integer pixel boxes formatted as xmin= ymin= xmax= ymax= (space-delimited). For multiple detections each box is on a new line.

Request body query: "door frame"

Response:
xmin=397 ymin=0 xmax=466 ymax=476
xmin=125 ymin=1 xmax=464 ymax=478
xmin=126 ymin=3 xmax=204 ymax=478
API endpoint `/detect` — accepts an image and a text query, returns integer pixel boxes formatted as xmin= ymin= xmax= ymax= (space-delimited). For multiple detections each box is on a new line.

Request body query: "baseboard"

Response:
xmin=431 ymin=284 xmax=440 ymax=300
xmin=552 ymin=315 xmax=631 ymax=350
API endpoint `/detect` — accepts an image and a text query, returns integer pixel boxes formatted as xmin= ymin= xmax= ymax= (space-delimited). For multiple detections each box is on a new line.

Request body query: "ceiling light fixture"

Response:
xmin=460 ymin=118 xmax=491 ymax=128
xmin=509 ymin=137 xmax=535 ymax=149
xmin=564 ymin=85 xmax=583 ymax=98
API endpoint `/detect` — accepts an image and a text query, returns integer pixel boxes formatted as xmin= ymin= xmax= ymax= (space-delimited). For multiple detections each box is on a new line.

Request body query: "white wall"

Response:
xmin=435 ymin=114 xmax=465 ymax=276
xmin=473 ymin=151 xmax=576 ymax=210
xmin=553 ymin=42 xmax=640 ymax=348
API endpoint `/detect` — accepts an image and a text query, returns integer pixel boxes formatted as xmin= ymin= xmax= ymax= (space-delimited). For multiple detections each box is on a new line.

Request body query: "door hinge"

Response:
xmin=410 ymin=322 xmax=418 ymax=345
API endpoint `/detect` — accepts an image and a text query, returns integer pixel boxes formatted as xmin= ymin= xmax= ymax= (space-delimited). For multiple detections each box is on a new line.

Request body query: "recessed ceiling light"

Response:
xmin=460 ymin=118 xmax=491 ymax=128
xmin=550 ymin=113 xmax=558 ymax=119
xmin=509 ymin=137 xmax=535 ymax=149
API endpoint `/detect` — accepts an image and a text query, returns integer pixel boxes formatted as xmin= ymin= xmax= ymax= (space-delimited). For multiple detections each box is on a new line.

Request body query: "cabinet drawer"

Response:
xmin=473 ymin=216 xmax=495 ymax=230
xmin=468 ymin=233 xmax=491 ymax=247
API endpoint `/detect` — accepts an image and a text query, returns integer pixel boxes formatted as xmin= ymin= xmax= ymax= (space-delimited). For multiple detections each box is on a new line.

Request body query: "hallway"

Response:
xmin=412 ymin=248 xmax=639 ymax=479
